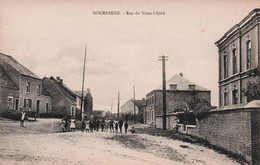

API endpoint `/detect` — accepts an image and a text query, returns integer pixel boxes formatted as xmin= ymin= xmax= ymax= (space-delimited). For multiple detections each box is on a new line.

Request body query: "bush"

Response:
xmin=39 ymin=113 xmax=53 ymax=118
xmin=244 ymin=78 xmax=260 ymax=102
xmin=1 ymin=109 xmax=21 ymax=120
xmin=188 ymin=99 xmax=212 ymax=120
xmin=51 ymin=106 xmax=69 ymax=118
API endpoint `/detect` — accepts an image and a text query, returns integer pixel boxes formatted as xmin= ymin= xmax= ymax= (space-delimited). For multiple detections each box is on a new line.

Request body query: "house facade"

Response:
xmin=121 ymin=98 xmax=146 ymax=115
xmin=215 ymin=9 xmax=260 ymax=107
xmin=42 ymin=76 xmax=78 ymax=117
xmin=0 ymin=53 xmax=52 ymax=116
xmin=144 ymin=73 xmax=211 ymax=126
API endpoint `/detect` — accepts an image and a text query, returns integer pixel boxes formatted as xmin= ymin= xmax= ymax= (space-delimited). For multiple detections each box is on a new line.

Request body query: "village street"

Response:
xmin=0 ymin=118 xmax=239 ymax=165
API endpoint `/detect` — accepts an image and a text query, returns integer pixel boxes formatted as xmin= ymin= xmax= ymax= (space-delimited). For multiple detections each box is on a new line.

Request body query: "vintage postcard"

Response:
xmin=0 ymin=0 xmax=260 ymax=164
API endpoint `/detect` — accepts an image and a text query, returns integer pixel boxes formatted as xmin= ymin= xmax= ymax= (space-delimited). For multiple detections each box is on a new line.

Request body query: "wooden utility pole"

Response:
xmin=80 ymin=46 xmax=87 ymax=121
xmin=133 ymin=85 xmax=136 ymax=116
xmin=117 ymin=92 xmax=120 ymax=119
xmin=111 ymin=98 xmax=113 ymax=114
xmin=159 ymin=55 xmax=168 ymax=130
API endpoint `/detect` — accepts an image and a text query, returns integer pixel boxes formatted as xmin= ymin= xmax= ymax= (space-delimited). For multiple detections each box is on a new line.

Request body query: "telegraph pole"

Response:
xmin=117 ymin=91 xmax=120 ymax=119
xmin=111 ymin=98 xmax=113 ymax=114
xmin=133 ymin=85 xmax=136 ymax=116
xmin=158 ymin=55 xmax=168 ymax=130
xmin=80 ymin=46 xmax=87 ymax=121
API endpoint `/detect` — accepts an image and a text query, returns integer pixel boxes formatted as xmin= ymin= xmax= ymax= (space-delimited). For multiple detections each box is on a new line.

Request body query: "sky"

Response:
xmin=0 ymin=0 xmax=259 ymax=112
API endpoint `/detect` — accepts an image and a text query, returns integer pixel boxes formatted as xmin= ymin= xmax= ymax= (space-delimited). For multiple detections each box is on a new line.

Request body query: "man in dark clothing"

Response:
xmin=96 ymin=120 xmax=100 ymax=131
xmin=81 ymin=120 xmax=86 ymax=132
xmin=101 ymin=119 xmax=105 ymax=132
xmin=118 ymin=119 xmax=123 ymax=133
xmin=124 ymin=121 xmax=128 ymax=134
xmin=109 ymin=119 xmax=114 ymax=132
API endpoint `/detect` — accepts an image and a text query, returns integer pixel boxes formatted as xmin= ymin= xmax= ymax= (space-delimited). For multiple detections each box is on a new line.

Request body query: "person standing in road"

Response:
xmin=101 ymin=118 xmax=105 ymax=132
xmin=118 ymin=119 xmax=123 ymax=133
xmin=81 ymin=120 xmax=86 ymax=132
xmin=70 ymin=118 xmax=76 ymax=132
xmin=85 ymin=120 xmax=90 ymax=132
xmin=124 ymin=121 xmax=128 ymax=134
xmin=20 ymin=111 xmax=26 ymax=127
xmin=109 ymin=119 xmax=115 ymax=132
xmin=115 ymin=122 xmax=118 ymax=133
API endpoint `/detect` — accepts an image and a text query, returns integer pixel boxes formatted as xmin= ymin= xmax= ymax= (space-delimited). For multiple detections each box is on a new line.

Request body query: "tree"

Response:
xmin=244 ymin=78 xmax=260 ymax=102
xmin=188 ymin=99 xmax=213 ymax=119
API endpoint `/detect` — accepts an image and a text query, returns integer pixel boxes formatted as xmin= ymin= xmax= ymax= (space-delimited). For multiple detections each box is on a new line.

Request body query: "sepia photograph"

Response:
xmin=0 ymin=0 xmax=260 ymax=164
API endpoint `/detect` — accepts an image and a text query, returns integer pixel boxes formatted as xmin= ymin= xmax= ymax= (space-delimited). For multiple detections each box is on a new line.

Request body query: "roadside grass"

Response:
xmin=135 ymin=127 xmax=249 ymax=165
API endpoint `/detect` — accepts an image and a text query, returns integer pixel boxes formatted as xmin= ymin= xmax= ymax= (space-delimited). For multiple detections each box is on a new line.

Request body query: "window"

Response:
xmin=246 ymin=40 xmax=252 ymax=69
xmin=24 ymin=99 xmax=32 ymax=110
xmin=26 ymin=82 xmax=30 ymax=93
xmin=8 ymin=96 xmax=13 ymax=109
xmin=232 ymin=89 xmax=238 ymax=105
xmin=189 ymin=85 xmax=196 ymax=90
xmin=36 ymin=85 xmax=41 ymax=95
xmin=232 ymin=48 xmax=237 ymax=74
xmin=223 ymin=89 xmax=228 ymax=106
xmin=170 ymin=84 xmax=177 ymax=90
xmin=152 ymin=111 xmax=154 ymax=121
xmin=46 ymin=103 xmax=49 ymax=113
xmin=224 ymin=54 xmax=228 ymax=78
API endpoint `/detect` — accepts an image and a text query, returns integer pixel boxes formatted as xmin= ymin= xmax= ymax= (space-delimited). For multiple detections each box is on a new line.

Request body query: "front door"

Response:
xmin=36 ymin=100 xmax=40 ymax=117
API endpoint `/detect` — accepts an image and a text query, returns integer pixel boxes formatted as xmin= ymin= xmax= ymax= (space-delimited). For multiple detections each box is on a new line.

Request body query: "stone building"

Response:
xmin=144 ymin=73 xmax=211 ymax=126
xmin=42 ymin=76 xmax=78 ymax=117
xmin=215 ymin=9 xmax=260 ymax=107
xmin=121 ymin=98 xmax=146 ymax=115
xmin=74 ymin=89 xmax=93 ymax=115
xmin=0 ymin=53 xmax=52 ymax=116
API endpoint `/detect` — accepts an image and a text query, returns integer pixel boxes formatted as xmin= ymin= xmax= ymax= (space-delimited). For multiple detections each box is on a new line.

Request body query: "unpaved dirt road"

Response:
xmin=0 ymin=118 xmax=239 ymax=165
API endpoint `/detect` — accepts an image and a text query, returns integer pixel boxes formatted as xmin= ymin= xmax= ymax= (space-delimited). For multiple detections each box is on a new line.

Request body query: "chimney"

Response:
xmin=60 ymin=79 xmax=63 ymax=85
xmin=142 ymin=98 xmax=145 ymax=101
xmin=179 ymin=73 xmax=183 ymax=77
xmin=56 ymin=76 xmax=60 ymax=81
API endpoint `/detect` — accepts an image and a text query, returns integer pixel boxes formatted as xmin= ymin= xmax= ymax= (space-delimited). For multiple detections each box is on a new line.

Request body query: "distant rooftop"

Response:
xmin=156 ymin=73 xmax=209 ymax=91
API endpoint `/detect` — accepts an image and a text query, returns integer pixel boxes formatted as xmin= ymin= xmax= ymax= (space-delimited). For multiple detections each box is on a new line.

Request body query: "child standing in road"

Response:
xmin=70 ymin=119 xmax=76 ymax=132
xmin=85 ymin=120 xmax=90 ymax=132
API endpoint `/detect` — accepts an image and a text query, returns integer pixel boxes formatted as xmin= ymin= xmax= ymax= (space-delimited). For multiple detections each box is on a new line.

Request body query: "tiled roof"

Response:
xmin=132 ymin=99 xmax=146 ymax=107
xmin=0 ymin=53 xmax=40 ymax=79
xmin=44 ymin=77 xmax=76 ymax=104
xmin=156 ymin=73 xmax=209 ymax=91
xmin=0 ymin=65 xmax=19 ymax=90
xmin=41 ymin=86 xmax=51 ymax=96
xmin=74 ymin=91 xmax=88 ymax=97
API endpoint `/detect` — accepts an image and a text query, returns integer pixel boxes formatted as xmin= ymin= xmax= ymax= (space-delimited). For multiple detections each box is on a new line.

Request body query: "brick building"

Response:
xmin=0 ymin=53 xmax=52 ymax=116
xmin=121 ymin=98 xmax=146 ymax=115
xmin=215 ymin=9 xmax=260 ymax=107
xmin=144 ymin=73 xmax=211 ymax=126
xmin=42 ymin=76 xmax=80 ymax=117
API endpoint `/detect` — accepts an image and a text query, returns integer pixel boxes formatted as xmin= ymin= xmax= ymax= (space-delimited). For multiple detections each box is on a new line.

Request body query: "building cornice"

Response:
xmin=215 ymin=9 xmax=260 ymax=46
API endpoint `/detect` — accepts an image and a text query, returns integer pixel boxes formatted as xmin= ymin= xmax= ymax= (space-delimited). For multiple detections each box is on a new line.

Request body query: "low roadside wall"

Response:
xmin=190 ymin=107 xmax=260 ymax=165
xmin=156 ymin=114 xmax=177 ymax=130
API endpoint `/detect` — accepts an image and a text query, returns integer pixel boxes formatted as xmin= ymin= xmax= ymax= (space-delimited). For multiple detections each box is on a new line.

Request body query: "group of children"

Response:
xmin=61 ymin=117 xmax=136 ymax=134
xmin=61 ymin=118 xmax=76 ymax=132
